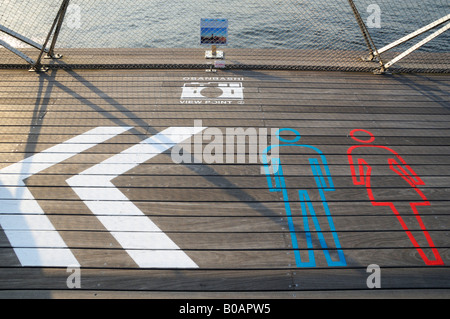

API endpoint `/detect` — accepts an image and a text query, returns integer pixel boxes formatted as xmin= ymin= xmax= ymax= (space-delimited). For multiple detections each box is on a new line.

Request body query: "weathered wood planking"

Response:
xmin=0 ymin=267 xmax=448 ymax=292
xmin=0 ymin=68 xmax=449 ymax=298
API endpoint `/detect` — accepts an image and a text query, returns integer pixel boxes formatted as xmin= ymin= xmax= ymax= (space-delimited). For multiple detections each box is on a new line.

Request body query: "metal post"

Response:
xmin=31 ymin=0 xmax=70 ymax=72
xmin=0 ymin=0 xmax=71 ymax=71
xmin=45 ymin=0 xmax=71 ymax=59
xmin=347 ymin=0 xmax=374 ymax=57
xmin=347 ymin=0 xmax=386 ymax=73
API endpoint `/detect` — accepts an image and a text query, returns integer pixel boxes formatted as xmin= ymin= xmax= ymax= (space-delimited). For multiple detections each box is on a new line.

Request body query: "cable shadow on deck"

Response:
xmin=389 ymin=74 xmax=450 ymax=111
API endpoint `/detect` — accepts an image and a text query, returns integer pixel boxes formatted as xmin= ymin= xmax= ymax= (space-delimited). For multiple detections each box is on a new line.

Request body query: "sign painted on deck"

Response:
xmin=180 ymin=78 xmax=245 ymax=105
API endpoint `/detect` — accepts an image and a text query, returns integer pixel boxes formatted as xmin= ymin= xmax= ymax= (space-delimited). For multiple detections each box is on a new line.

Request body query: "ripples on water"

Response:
xmin=0 ymin=0 xmax=448 ymax=52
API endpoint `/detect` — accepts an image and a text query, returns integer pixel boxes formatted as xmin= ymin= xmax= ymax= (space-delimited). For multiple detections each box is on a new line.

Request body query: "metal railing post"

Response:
xmin=46 ymin=0 xmax=71 ymax=59
xmin=31 ymin=0 xmax=70 ymax=72
xmin=347 ymin=0 xmax=386 ymax=74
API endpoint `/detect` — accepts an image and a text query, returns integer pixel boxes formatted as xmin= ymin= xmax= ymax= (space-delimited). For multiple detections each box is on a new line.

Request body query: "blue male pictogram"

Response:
xmin=262 ymin=128 xmax=346 ymax=267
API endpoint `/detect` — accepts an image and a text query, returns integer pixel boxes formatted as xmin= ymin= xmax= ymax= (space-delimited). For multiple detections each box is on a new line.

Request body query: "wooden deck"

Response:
xmin=0 ymin=66 xmax=449 ymax=299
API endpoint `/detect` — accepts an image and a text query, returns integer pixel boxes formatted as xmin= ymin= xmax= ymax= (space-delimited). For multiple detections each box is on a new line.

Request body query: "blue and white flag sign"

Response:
xmin=200 ymin=19 xmax=228 ymax=45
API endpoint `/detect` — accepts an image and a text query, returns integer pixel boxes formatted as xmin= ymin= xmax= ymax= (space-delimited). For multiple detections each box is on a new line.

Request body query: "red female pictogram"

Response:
xmin=347 ymin=129 xmax=443 ymax=266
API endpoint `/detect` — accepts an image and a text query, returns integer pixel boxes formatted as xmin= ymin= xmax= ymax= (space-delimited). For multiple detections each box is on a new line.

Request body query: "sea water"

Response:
xmin=0 ymin=0 xmax=448 ymax=52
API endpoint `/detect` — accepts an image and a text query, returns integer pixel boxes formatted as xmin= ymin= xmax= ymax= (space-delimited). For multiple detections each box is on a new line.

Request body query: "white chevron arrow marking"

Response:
xmin=0 ymin=126 xmax=132 ymax=267
xmin=67 ymin=126 xmax=206 ymax=268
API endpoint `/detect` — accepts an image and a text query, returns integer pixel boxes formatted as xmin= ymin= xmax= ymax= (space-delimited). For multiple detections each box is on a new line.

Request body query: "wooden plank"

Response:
xmin=0 ymin=119 xmax=448 ymax=130
xmin=6 ymin=163 xmax=439 ymax=176
xmin=0 ymin=214 xmax=447 ymax=233
xmin=0 ymin=127 xmax=449 ymax=138
xmin=16 ymin=174 xmax=450 ymax=188
xmin=0 ymin=247 xmax=449 ymax=269
xmin=1 ymin=230 xmax=448 ymax=250
xmin=0 ymin=289 xmax=447 ymax=299
xmin=1 ymin=135 xmax=449 ymax=147
xmin=1 ymin=92 xmax=447 ymax=104
xmin=1 ymin=80 xmax=446 ymax=94
xmin=1 ymin=111 xmax=450 ymax=124
xmin=1 ymin=163 xmax=449 ymax=180
xmin=0 ymin=267 xmax=448 ymax=291
xmin=0 ymin=105 xmax=449 ymax=117
xmin=1 ymin=85 xmax=448 ymax=98
xmin=13 ymin=186 xmax=450 ymax=202
xmin=1 ymin=137 xmax=450 ymax=155
xmin=8 ymin=199 xmax=448 ymax=217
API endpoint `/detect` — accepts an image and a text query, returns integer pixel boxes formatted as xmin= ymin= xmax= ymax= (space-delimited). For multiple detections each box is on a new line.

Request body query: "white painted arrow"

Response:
xmin=0 ymin=126 xmax=132 ymax=267
xmin=67 ymin=126 xmax=206 ymax=268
